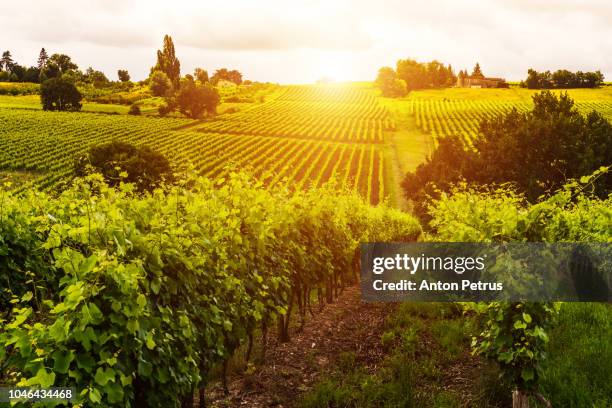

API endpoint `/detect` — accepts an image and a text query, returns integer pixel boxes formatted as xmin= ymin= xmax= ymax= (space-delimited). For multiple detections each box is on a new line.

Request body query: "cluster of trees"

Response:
xmin=376 ymin=59 xmax=456 ymax=97
xmin=402 ymin=91 xmax=612 ymax=219
xmin=0 ymin=48 xmax=126 ymax=88
xmin=75 ymin=141 xmax=173 ymax=190
xmin=375 ymin=67 xmax=408 ymax=97
xmin=0 ymin=50 xmax=41 ymax=82
xmin=13 ymin=48 xmax=133 ymax=112
xmin=211 ymin=68 xmax=243 ymax=85
xmin=521 ymin=69 xmax=605 ymax=89
xmin=148 ymin=35 xmax=221 ymax=118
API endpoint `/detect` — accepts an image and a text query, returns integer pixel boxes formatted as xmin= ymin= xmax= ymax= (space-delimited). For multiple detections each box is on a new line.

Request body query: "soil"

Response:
xmin=206 ymin=286 xmax=395 ymax=407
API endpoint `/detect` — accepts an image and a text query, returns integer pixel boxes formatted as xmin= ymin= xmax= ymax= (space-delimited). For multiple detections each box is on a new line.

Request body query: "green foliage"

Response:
xmin=176 ymin=77 xmax=220 ymax=118
xmin=211 ymin=68 xmax=243 ymax=85
xmin=471 ymin=62 xmax=484 ymax=78
xmin=469 ymin=302 xmax=560 ymax=391
xmin=74 ymin=141 xmax=173 ymax=191
xmin=42 ymin=53 xmax=79 ymax=80
xmin=428 ymin=169 xmax=611 ymax=399
xmin=0 ymin=82 xmax=39 ymax=95
xmin=375 ymin=67 xmax=407 ymax=98
xmin=539 ymin=303 xmax=612 ymax=407
xmin=151 ymin=35 xmax=181 ymax=88
xmin=40 ymin=77 xmax=83 ymax=111
xmin=128 ymin=103 xmax=141 ymax=115
xmin=149 ymin=70 xmax=173 ymax=97
xmin=117 ymin=69 xmax=130 ymax=82
xmin=403 ymin=91 xmax=612 ymax=217
xmin=194 ymin=67 xmax=209 ymax=84
xmin=396 ymin=59 xmax=457 ymax=90
xmin=523 ymin=68 xmax=604 ymax=89
xmin=0 ymin=171 xmax=420 ymax=406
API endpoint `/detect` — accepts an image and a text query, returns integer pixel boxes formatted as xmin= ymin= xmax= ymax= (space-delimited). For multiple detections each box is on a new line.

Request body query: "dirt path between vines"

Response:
xmin=207 ymin=286 xmax=395 ymax=407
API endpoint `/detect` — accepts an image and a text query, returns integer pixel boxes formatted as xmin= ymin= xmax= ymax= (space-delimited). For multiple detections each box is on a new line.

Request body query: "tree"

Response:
xmin=402 ymin=91 xmax=612 ymax=219
xmin=523 ymin=69 xmax=603 ymax=89
xmin=117 ymin=69 xmax=130 ymax=82
xmin=176 ymin=77 xmax=220 ymax=119
xmin=74 ymin=141 xmax=173 ymax=191
xmin=152 ymin=35 xmax=181 ymax=88
xmin=194 ymin=68 xmax=209 ymax=83
xmin=1 ymin=51 xmax=14 ymax=73
xmin=42 ymin=54 xmax=78 ymax=79
xmin=23 ymin=66 xmax=41 ymax=83
xmin=83 ymin=67 xmax=109 ymax=87
xmin=471 ymin=62 xmax=484 ymax=78
xmin=149 ymin=70 xmax=173 ymax=97
xmin=395 ymin=59 xmax=455 ymax=90
xmin=128 ymin=104 xmax=141 ymax=115
xmin=9 ymin=64 xmax=25 ymax=81
xmin=37 ymin=48 xmax=49 ymax=70
xmin=375 ymin=67 xmax=407 ymax=97
xmin=211 ymin=68 xmax=243 ymax=85
xmin=227 ymin=69 xmax=243 ymax=85
xmin=40 ymin=77 xmax=82 ymax=111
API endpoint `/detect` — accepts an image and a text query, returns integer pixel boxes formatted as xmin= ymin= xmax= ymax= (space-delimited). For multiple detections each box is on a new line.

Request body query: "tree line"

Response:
xmin=29 ymin=34 xmax=245 ymax=119
xmin=0 ymin=48 xmax=126 ymax=86
xmin=375 ymin=59 xmax=460 ymax=97
xmin=521 ymin=68 xmax=605 ymax=89
xmin=402 ymin=91 xmax=612 ymax=220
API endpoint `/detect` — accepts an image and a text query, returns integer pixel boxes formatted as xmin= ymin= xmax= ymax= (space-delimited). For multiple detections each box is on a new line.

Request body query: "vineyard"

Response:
xmin=0 ymin=85 xmax=390 ymax=204
xmin=0 ymin=172 xmax=421 ymax=407
xmin=408 ymin=87 xmax=612 ymax=146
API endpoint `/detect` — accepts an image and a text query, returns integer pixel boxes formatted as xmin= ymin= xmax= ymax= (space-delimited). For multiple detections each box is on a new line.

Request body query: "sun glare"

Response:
xmin=316 ymin=54 xmax=356 ymax=83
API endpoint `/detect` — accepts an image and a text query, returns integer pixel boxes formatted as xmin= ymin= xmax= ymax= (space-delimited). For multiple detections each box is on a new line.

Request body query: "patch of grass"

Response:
xmin=430 ymin=319 xmax=468 ymax=360
xmin=380 ymin=331 xmax=396 ymax=351
xmin=302 ymin=303 xmax=484 ymax=407
xmin=538 ymin=303 xmax=612 ymax=407
xmin=301 ymin=357 xmax=421 ymax=408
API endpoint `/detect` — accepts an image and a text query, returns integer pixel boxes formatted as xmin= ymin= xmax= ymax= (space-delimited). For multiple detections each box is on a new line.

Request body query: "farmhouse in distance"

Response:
xmin=457 ymin=63 xmax=508 ymax=88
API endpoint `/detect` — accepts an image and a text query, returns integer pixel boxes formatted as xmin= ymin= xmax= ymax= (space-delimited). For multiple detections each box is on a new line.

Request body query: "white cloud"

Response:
xmin=1 ymin=0 xmax=611 ymax=83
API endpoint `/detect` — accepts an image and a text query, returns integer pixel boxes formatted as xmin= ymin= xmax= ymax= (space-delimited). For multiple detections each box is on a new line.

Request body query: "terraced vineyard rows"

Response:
xmin=0 ymin=85 xmax=389 ymax=204
xmin=192 ymin=85 xmax=394 ymax=143
xmin=410 ymin=97 xmax=612 ymax=146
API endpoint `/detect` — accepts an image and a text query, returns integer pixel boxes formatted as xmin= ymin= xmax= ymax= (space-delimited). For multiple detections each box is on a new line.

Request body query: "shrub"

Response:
xmin=149 ymin=70 xmax=172 ymax=97
xmin=74 ymin=141 xmax=173 ymax=191
xmin=40 ymin=77 xmax=82 ymax=111
xmin=128 ymin=104 xmax=141 ymax=115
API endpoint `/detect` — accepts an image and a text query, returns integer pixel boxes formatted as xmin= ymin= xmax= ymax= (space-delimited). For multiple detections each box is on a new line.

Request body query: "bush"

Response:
xmin=149 ymin=70 xmax=172 ymax=97
xmin=403 ymin=91 xmax=612 ymax=218
xmin=128 ymin=104 xmax=141 ymax=115
xmin=176 ymin=78 xmax=220 ymax=118
xmin=74 ymin=141 xmax=173 ymax=191
xmin=40 ymin=77 xmax=82 ymax=111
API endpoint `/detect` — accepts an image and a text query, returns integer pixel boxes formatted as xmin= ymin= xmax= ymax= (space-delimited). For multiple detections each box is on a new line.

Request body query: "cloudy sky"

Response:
xmin=2 ymin=0 xmax=611 ymax=83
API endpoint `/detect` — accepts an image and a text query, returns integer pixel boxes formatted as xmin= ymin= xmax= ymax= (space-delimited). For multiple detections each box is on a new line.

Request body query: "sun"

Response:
xmin=315 ymin=53 xmax=356 ymax=83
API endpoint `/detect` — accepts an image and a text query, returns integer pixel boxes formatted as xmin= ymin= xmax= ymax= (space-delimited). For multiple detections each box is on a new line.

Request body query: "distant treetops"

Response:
xmin=376 ymin=59 xmax=457 ymax=97
xmin=147 ymin=34 xmax=239 ymax=119
xmin=375 ymin=61 xmax=510 ymax=97
xmin=521 ymin=68 xmax=605 ymax=89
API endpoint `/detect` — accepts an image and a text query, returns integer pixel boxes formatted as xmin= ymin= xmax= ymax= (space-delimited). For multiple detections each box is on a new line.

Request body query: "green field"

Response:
xmin=0 ymin=85 xmax=391 ymax=205
xmin=3 ymin=84 xmax=612 ymax=206
xmin=1 ymin=82 xmax=611 ymax=408
xmin=407 ymin=87 xmax=612 ymax=146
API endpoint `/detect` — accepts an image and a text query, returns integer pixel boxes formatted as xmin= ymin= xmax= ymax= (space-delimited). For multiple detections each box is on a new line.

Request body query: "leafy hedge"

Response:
xmin=0 ymin=172 xmax=420 ymax=406
xmin=428 ymin=168 xmax=611 ymax=403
